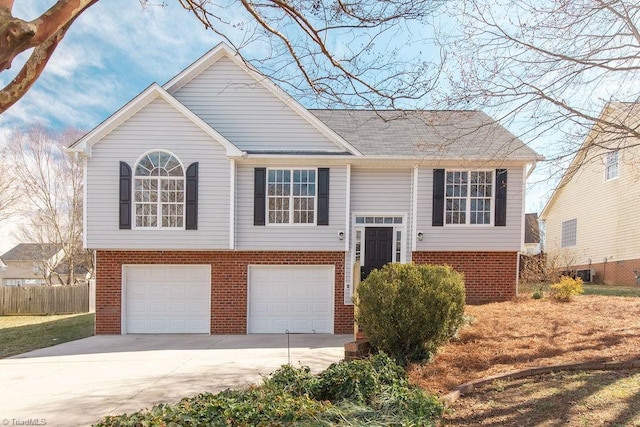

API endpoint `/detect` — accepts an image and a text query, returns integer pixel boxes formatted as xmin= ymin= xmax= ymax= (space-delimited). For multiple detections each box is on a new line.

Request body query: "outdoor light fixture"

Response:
xmin=338 ymin=231 xmax=345 ymax=240
xmin=417 ymin=232 xmax=424 ymax=241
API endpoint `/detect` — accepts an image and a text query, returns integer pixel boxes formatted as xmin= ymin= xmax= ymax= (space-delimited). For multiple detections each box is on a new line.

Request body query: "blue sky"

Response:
xmin=0 ymin=0 xmax=553 ymax=252
xmin=0 ymin=0 xmax=224 ymax=134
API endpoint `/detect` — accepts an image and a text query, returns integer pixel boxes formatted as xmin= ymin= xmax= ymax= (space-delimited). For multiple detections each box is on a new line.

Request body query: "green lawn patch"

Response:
xmin=0 ymin=313 xmax=95 ymax=358
xmin=582 ymin=284 xmax=640 ymax=297
xmin=444 ymin=369 xmax=640 ymax=426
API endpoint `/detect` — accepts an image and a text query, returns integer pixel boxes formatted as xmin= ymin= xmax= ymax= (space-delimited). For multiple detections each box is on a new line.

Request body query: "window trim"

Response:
xmin=604 ymin=150 xmax=619 ymax=182
xmin=444 ymin=169 xmax=495 ymax=227
xmin=266 ymin=167 xmax=318 ymax=226
xmin=132 ymin=149 xmax=186 ymax=230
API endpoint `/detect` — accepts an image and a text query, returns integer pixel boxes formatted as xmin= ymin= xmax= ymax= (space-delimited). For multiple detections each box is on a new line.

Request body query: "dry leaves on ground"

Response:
xmin=408 ymin=296 xmax=640 ymax=394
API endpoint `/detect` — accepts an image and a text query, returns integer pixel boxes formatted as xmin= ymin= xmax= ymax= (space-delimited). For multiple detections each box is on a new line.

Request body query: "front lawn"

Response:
xmin=0 ymin=313 xmax=95 ymax=358
xmin=444 ymin=369 xmax=640 ymax=426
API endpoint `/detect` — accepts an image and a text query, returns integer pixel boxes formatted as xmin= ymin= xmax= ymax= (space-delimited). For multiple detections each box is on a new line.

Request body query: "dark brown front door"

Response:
xmin=361 ymin=227 xmax=393 ymax=280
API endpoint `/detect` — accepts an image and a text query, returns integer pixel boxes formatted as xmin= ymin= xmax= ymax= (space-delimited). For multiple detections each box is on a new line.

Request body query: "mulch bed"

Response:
xmin=408 ymin=295 xmax=640 ymax=394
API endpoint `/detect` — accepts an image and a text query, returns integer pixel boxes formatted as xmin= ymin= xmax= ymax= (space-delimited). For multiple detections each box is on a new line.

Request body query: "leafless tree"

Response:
xmin=438 ymin=0 xmax=640 ymax=182
xmin=0 ymin=162 xmax=18 ymax=223
xmin=5 ymin=125 xmax=90 ymax=285
xmin=1 ymin=0 xmax=445 ymax=113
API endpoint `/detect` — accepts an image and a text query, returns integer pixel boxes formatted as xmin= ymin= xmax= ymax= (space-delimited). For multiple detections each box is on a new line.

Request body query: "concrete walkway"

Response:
xmin=0 ymin=334 xmax=351 ymax=427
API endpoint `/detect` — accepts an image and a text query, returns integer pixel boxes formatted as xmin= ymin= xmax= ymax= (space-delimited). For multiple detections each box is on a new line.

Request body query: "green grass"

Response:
xmin=0 ymin=313 xmax=95 ymax=358
xmin=582 ymin=284 xmax=640 ymax=297
xmin=520 ymin=282 xmax=640 ymax=298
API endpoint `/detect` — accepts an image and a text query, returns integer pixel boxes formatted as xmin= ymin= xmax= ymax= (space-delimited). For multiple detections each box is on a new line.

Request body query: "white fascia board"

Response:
xmin=67 ymin=83 xmax=244 ymax=158
xmin=163 ymin=42 xmax=362 ymax=157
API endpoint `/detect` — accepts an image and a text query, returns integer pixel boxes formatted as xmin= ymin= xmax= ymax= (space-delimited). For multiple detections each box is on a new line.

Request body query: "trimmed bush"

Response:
xmin=95 ymin=354 xmax=444 ymax=427
xmin=355 ymin=263 xmax=466 ymax=364
xmin=550 ymin=275 xmax=584 ymax=302
xmin=314 ymin=352 xmax=408 ymax=404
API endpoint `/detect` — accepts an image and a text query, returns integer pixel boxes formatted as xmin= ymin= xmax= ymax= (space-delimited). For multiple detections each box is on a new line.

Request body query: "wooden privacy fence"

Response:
xmin=0 ymin=284 xmax=90 ymax=315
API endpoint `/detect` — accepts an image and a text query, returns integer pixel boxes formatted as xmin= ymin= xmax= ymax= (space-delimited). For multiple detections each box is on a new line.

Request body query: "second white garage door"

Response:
xmin=248 ymin=265 xmax=334 ymax=334
xmin=123 ymin=265 xmax=211 ymax=334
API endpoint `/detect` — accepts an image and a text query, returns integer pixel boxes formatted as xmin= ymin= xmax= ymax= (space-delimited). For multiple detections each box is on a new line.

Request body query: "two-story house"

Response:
xmin=68 ymin=43 xmax=541 ymax=335
xmin=541 ymin=102 xmax=640 ymax=286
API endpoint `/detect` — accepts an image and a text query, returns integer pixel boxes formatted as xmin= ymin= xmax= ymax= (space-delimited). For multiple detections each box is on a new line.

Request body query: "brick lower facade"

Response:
xmin=412 ymin=251 xmax=519 ymax=303
xmin=572 ymin=258 xmax=640 ymax=286
xmin=95 ymin=250 xmax=353 ymax=335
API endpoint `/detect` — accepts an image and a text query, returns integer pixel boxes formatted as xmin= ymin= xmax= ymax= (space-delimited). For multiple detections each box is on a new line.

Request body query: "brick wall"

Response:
xmin=95 ymin=251 xmax=353 ymax=335
xmin=572 ymin=258 xmax=640 ymax=286
xmin=412 ymin=251 xmax=518 ymax=303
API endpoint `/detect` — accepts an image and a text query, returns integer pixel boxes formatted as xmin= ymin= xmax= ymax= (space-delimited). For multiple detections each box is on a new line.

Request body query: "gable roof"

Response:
xmin=68 ymin=83 xmax=244 ymax=157
xmin=540 ymin=102 xmax=640 ymax=219
xmin=1 ymin=244 xmax=63 ymax=262
xmin=311 ymin=110 xmax=541 ymax=161
xmin=163 ymin=43 xmax=362 ymax=156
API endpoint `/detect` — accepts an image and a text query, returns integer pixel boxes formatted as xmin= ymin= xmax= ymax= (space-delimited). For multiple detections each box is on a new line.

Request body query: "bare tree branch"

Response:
xmin=0 ymin=0 xmax=97 ymax=113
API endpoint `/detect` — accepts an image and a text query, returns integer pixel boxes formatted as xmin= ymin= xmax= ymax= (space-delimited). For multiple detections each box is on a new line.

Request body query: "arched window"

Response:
xmin=134 ymin=150 xmax=184 ymax=228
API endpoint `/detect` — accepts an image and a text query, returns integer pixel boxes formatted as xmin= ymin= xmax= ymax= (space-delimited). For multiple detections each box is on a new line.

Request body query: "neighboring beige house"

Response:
xmin=541 ymin=103 xmax=640 ymax=286
xmin=0 ymin=243 xmax=64 ymax=286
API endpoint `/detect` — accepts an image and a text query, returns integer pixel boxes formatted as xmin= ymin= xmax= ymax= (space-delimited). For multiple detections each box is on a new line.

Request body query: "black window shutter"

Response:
xmin=185 ymin=162 xmax=198 ymax=230
xmin=432 ymin=169 xmax=445 ymax=227
xmin=254 ymin=168 xmax=266 ymax=226
xmin=495 ymin=169 xmax=508 ymax=226
xmin=317 ymin=168 xmax=330 ymax=225
xmin=119 ymin=162 xmax=132 ymax=229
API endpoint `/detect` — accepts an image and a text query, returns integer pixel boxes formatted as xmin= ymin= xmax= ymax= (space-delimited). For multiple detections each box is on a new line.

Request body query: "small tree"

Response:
xmin=355 ymin=263 xmax=466 ymax=365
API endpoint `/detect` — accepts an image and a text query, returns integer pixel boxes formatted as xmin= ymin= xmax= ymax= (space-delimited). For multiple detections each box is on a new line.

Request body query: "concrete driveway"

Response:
xmin=0 ymin=334 xmax=351 ymax=427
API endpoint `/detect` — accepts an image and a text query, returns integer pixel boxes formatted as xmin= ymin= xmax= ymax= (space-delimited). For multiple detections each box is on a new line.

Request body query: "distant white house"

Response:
xmin=541 ymin=102 xmax=640 ymax=286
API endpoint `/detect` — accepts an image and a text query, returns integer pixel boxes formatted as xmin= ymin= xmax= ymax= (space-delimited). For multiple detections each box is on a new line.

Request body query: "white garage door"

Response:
xmin=248 ymin=265 xmax=334 ymax=334
xmin=124 ymin=265 xmax=210 ymax=334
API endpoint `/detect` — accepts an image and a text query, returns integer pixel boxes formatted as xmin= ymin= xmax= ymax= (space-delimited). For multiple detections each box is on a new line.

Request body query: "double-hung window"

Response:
xmin=134 ymin=151 xmax=185 ymax=228
xmin=268 ymin=169 xmax=316 ymax=224
xmin=445 ymin=170 xmax=493 ymax=225
xmin=605 ymin=150 xmax=619 ymax=181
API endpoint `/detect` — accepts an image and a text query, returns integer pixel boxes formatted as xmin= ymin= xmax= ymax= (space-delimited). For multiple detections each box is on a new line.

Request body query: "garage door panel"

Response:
xmin=124 ymin=265 xmax=210 ymax=334
xmin=248 ymin=266 xmax=334 ymax=334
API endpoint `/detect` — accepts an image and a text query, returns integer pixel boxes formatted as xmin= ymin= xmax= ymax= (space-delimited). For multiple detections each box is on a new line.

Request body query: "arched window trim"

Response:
xmin=133 ymin=150 xmax=185 ymax=229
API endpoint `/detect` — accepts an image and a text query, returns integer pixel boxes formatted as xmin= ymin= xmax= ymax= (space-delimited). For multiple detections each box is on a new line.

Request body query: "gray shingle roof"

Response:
xmin=311 ymin=110 xmax=540 ymax=161
xmin=0 ymin=244 xmax=63 ymax=262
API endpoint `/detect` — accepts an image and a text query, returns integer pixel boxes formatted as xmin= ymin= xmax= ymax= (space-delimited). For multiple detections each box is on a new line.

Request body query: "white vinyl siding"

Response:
xmin=350 ymin=168 xmax=413 ymax=257
xmin=416 ymin=167 xmax=524 ymax=251
xmin=235 ymin=165 xmax=347 ymax=250
xmin=171 ymin=57 xmax=342 ymax=152
xmin=85 ymin=98 xmax=231 ymax=249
